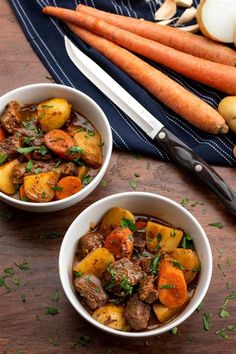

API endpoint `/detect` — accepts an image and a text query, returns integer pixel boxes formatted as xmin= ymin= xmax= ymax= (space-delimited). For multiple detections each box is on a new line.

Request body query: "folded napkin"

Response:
xmin=10 ymin=0 xmax=236 ymax=166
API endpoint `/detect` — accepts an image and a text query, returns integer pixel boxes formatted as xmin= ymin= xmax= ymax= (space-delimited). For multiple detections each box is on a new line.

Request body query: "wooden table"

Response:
xmin=0 ymin=1 xmax=235 ymax=353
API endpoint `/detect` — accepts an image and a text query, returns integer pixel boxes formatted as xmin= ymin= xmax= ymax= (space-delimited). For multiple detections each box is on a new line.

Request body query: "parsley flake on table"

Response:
xmin=15 ymin=260 xmax=30 ymax=271
xmin=180 ymin=198 xmax=189 ymax=206
xmin=129 ymin=178 xmax=137 ymax=190
xmin=4 ymin=267 xmax=15 ymax=276
xmin=71 ymin=335 xmax=91 ymax=348
xmin=202 ymin=312 xmax=213 ymax=331
xmin=208 ymin=222 xmax=224 ymax=229
xmin=45 ymin=306 xmax=59 ymax=315
xmin=171 ymin=327 xmax=179 ymax=335
xmin=216 ymin=328 xmax=229 ymax=340
xmin=51 ymin=289 xmax=59 ymax=302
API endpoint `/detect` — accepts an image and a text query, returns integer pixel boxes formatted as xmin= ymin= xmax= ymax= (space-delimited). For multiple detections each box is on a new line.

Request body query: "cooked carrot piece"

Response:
xmin=76 ymin=4 xmax=236 ymax=67
xmin=0 ymin=127 xmax=6 ymax=142
xmin=44 ymin=129 xmax=82 ymax=160
xmin=19 ymin=185 xmax=28 ymax=201
xmin=104 ymin=227 xmax=134 ymax=260
xmin=158 ymin=260 xmax=188 ymax=309
xmin=55 ymin=176 xmax=82 ymax=200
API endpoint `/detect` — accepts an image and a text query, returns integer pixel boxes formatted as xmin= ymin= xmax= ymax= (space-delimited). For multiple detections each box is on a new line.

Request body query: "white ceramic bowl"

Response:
xmin=59 ymin=192 xmax=212 ymax=338
xmin=0 ymin=83 xmax=112 ymax=212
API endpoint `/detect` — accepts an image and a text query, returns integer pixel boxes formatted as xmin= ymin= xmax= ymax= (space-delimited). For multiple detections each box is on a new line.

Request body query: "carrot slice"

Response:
xmin=55 ymin=176 xmax=82 ymax=199
xmin=0 ymin=127 xmax=6 ymax=142
xmin=76 ymin=4 xmax=236 ymax=67
xmin=44 ymin=129 xmax=82 ymax=160
xmin=158 ymin=260 xmax=188 ymax=309
xmin=104 ymin=227 xmax=134 ymax=260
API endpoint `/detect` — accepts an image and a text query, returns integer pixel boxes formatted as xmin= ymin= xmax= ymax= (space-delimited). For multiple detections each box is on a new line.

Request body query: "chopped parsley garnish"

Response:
xmin=101 ymin=180 xmax=108 ymax=187
xmin=151 ymin=254 xmax=161 ymax=275
xmin=219 ymin=309 xmax=230 ymax=318
xmin=42 ymin=104 xmax=53 ymax=109
xmin=4 ymin=267 xmax=15 ymax=275
xmin=180 ymin=234 xmax=194 ymax=249
xmin=120 ymin=218 xmax=136 ymax=231
xmin=41 ymin=191 xmax=46 ymax=199
xmin=180 ymin=198 xmax=189 ymax=206
xmin=17 ymin=145 xmax=48 ymax=155
xmin=74 ymin=158 xmax=85 ymax=166
xmin=75 ymin=271 xmax=83 ymax=278
xmin=51 ymin=186 xmax=62 ymax=192
xmin=87 ymin=130 xmax=95 ymax=137
xmin=192 ymin=266 xmax=201 ymax=272
xmin=202 ymin=312 xmax=212 ymax=331
xmin=45 ymin=306 xmax=59 ymax=315
xmin=216 ymin=328 xmax=229 ymax=340
xmin=82 ymin=175 xmax=93 ymax=185
xmin=71 ymin=335 xmax=91 ymax=348
xmin=217 ymin=263 xmax=226 ymax=277
xmin=0 ymin=153 xmax=8 ymax=165
xmin=129 ymin=178 xmax=137 ymax=190
xmin=170 ymin=229 xmax=176 ymax=237
xmin=67 ymin=146 xmax=83 ymax=154
xmin=173 ymin=259 xmax=184 ymax=270
xmin=95 ymin=287 xmax=101 ymax=294
xmin=15 ymin=260 xmax=30 ymax=271
xmin=208 ymin=222 xmax=224 ymax=229
xmin=12 ymin=278 xmax=20 ymax=286
xmin=55 ymin=159 xmax=62 ymax=167
xmin=154 ymin=233 xmax=162 ymax=251
xmin=219 ymin=291 xmax=236 ymax=319
xmin=171 ymin=327 xmax=178 ymax=335
xmin=159 ymin=284 xmax=176 ymax=289
xmin=25 ymin=159 xmax=33 ymax=172
xmin=120 ymin=277 xmax=133 ymax=295
xmin=99 ymin=142 xmax=104 ymax=147
xmin=34 ymin=168 xmax=42 ymax=174
xmin=24 ymin=136 xmax=35 ymax=144
xmin=227 ymin=325 xmax=235 ymax=331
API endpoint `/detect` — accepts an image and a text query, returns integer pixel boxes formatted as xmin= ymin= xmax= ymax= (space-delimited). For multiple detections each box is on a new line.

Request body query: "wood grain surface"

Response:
xmin=0 ymin=1 xmax=235 ymax=353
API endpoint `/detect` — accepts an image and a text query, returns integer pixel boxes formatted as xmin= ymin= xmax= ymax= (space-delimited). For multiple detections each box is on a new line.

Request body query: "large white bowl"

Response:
xmin=59 ymin=192 xmax=212 ymax=338
xmin=0 ymin=83 xmax=112 ymax=212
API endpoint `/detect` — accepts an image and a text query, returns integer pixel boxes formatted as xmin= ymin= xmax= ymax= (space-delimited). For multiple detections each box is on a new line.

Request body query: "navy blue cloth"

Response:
xmin=9 ymin=0 xmax=236 ymax=166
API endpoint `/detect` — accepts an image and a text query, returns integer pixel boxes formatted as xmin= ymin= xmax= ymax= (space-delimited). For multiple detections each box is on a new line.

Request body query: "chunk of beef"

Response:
xmin=103 ymin=258 xmax=143 ymax=297
xmin=77 ymin=232 xmax=104 ymax=259
xmin=139 ymin=275 xmax=159 ymax=304
xmin=30 ymin=149 xmax=53 ymax=161
xmin=125 ymin=294 xmax=150 ymax=330
xmin=16 ymin=127 xmax=44 ymax=147
xmin=133 ymin=231 xmax=146 ymax=253
xmin=139 ymin=254 xmax=154 ymax=274
xmin=0 ymin=101 xmax=22 ymax=133
xmin=57 ymin=161 xmax=78 ymax=178
xmin=0 ymin=134 xmax=22 ymax=158
xmin=74 ymin=274 xmax=108 ymax=310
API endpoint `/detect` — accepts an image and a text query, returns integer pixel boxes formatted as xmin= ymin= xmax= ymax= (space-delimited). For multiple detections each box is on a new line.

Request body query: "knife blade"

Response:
xmin=65 ymin=36 xmax=236 ymax=216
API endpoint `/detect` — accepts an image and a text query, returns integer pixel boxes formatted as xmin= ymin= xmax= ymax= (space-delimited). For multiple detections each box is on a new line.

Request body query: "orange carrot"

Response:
xmin=76 ymin=4 xmax=236 ymax=67
xmin=104 ymin=227 xmax=134 ymax=260
xmin=0 ymin=127 xmax=6 ymax=142
xmin=158 ymin=260 xmax=188 ymax=308
xmin=43 ymin=7 xmax=236 ymax=96
xmin=65 ymin=25 xmax=227 ymax=134
xmin=55 ymin=176 xmax=82 ymax=199
xmin=19 ymin=185 xmax=28 ymax=201
xmin=44 ymin=129 xmax=82 ymax=160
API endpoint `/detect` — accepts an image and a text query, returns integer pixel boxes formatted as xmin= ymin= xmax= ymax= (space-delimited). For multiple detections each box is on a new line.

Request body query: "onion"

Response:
xmin=196 ymin=0 xmax=236 ymax=43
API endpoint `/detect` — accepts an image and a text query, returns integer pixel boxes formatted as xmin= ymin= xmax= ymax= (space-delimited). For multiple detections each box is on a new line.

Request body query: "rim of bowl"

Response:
xmin=59 ymin=191 xmax=212 ymax=338
xmin=0 ymin=83 xmax=113 ymax=207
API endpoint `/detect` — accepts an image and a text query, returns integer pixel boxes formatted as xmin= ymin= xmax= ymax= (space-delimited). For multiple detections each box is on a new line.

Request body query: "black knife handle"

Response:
xmin=154 ymin=127 xmax=236 ymax=216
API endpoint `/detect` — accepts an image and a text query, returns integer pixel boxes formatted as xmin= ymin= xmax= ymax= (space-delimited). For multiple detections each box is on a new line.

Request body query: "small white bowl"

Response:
xmin=0 ymin=83 xmax=112 ymax=212
xmin=59 ymin=192 xmax=212 ymax=338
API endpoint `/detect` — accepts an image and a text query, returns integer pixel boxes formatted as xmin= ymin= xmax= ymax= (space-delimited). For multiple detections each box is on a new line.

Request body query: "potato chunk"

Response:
xmin=74 ymin=130 xmax=103 ymax=169
xmin=73 ymin=248 xmax=115 ymax=278
xmin=146 ymin=221 xmax=183 ymax=251
xmin=169 ymin=248 xmax=200 ymax=284
xmin=37 ymin=98 xmax=71 ymax=132
xmin=92 ymin=304 xmax=128 ymax=330
xmin=0 ymin=159 xmax=19 ymax=194
xmin=99 ymin=207 xmax=135 ymax=238
xmin=23 ymin=171 xmax=59 ymax=202
xmin=153 ymin=295 xmax=189 ymax=323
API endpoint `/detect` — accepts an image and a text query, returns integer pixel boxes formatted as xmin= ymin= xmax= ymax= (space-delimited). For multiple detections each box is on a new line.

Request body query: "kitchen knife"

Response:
xmin=65 ymin=36 xmax=236 ymax=216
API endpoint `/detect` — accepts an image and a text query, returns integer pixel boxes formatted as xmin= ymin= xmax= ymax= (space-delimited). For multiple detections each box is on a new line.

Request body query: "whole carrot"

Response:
xmin=67 ymin=25 xmax=228 ymax=134
xmin=42 ymin=7 xmax=236 ymax=95
xmin=76 ymin=4 xmax=236 ymax=67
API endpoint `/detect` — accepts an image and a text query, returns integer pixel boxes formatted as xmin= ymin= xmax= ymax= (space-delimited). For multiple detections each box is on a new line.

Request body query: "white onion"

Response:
xmin=197 ymin=0 xmax=236 ymax=43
